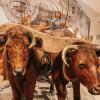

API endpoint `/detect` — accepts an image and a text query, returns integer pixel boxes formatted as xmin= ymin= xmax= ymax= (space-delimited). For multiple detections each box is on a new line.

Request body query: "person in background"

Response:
xmin=38 ymin=11 xmax=66 ymax=32
xmin=50 ymin=11 xmax=66 ymax=30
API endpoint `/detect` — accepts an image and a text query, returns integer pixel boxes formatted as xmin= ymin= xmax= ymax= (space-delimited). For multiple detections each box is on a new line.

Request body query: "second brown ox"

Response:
xmin=51 ymin=44 xmax=100 ymax=100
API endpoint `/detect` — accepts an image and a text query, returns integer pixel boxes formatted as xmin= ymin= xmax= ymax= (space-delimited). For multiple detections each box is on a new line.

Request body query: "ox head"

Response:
xmin=1 ymin=25 xmax=36 ymax=78
xmin=6 ymin=37 xmax=29 ymax=78
xmin=62 ymin=44 xmax=100 ymax=95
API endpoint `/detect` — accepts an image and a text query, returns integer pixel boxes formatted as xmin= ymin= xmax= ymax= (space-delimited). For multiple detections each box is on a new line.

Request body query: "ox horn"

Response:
xmin=0 ymin=23 xmax=36 ymax=49
xmin=0 ymin=46 xmax=5 ymax=51
xmin=28 ymin=33 xmax=36 ymax=49
xmin=62 ymin=45 xmax=78 ymax=67
xmin=19 ymin=25 xmax=36 ymax=49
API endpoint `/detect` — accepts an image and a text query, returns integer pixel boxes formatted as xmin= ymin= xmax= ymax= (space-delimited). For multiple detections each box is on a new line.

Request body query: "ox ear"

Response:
xmin=62 ymin=49 xmax=78 ymax=81
xmin=67 ymin=48 xmax=77 ymax=56
xmin=66 ymin=49 xmax=77 ymax=64
xmin=0 ymin=35 xmax=7 ymax=44
xmin=0 ymin=35 xmax=7 ymax=52
xmin=62 ymin=45 xmax=78 ymax=67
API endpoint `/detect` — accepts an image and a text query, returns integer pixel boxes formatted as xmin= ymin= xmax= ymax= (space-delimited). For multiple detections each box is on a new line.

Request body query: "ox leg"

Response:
xmin=7 ymin=78 xmax=21 ymax=100
xmin=12 ymin=91 xmax=21 ymax=100
xmin=54 ymin=79 xmax=67 ymax=100
xmin=72 ymin=81 xmax=80 ymax=100
xmin=3 ymin=68 xmax=8 ymax=80
xmin=20 ymin=63 xmax=37 ymax=100
xmin=11 ymin=84 xmax=21 ymax=100
xmin=25 ymin=82 xmax=36 ymax=100
xmin=51 ymin=54 xmax=67 ymax=100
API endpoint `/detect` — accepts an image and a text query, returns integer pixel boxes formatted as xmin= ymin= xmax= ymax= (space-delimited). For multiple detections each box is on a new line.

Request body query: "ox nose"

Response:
xmin=15 ymin=68 xmax=24 ymax=73
xmin=89 ymin=85 xmax=100 ymax=95
xmin=13 ymin=68 xmax=25 ymax=77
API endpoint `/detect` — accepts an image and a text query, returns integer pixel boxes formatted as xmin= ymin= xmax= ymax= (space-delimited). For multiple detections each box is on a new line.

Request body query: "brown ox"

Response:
xmin=0 ymin=24 xmax=100 ymax=100
xmin=51 ymin=44 xmax=100 ymax=100
xmin=30 ymin=27 xmax=100 ymax=100
xmin=28 ymin=28 xmax=100 ymax=99
xmin=2 ymin=26 xmax=39 ymax=100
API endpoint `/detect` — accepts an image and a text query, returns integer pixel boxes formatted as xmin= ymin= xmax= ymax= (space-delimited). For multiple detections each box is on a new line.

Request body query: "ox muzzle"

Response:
xmin=13 ymin=68 xmax=26 ymax=78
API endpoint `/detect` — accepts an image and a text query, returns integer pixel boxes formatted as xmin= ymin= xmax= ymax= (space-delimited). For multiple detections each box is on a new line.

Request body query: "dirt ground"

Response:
xmin=0 ymin=75 xmax=100 ymax=100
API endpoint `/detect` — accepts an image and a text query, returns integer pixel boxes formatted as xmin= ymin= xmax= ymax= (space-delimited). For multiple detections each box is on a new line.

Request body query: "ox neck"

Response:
xmin=65 ymin=64 xmax=78 ymax=82
xmin=69 ymin=69 xmax=78 ymax=82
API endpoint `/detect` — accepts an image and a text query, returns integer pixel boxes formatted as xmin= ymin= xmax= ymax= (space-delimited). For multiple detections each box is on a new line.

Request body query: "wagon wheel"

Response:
xmin=1 ymin=0 xmax=39 ymax=23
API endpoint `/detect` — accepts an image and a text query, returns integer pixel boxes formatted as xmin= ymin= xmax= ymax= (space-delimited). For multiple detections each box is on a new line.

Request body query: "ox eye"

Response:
xmin=79 ymin=64 xmax=86 ymax=69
